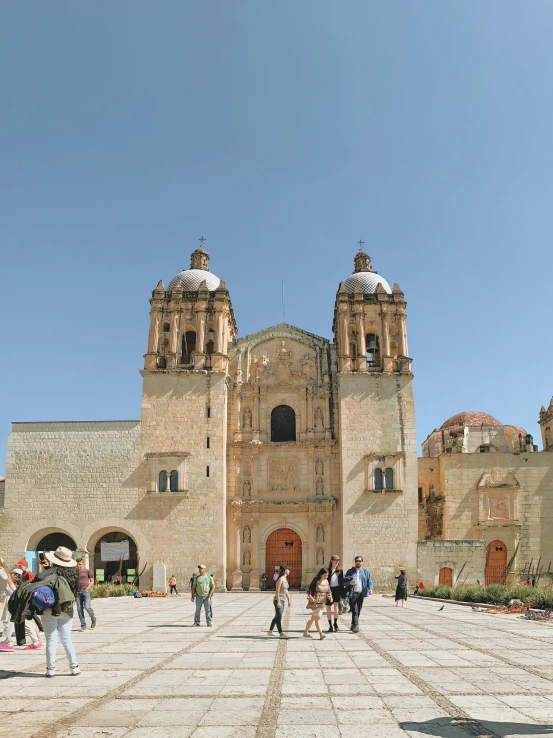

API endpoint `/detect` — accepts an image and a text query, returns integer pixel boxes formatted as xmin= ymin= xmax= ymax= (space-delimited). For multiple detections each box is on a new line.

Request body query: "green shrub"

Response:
xmin=417 ymin=583 xmax=553 ymax=608
xmin=90 ymin=583 xmax=135 ymax=599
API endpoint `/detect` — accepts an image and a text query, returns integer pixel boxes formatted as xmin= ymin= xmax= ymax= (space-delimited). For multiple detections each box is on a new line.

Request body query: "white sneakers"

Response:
xmin=46 ymin=668 xmax=56 ymax=678
xmin=46 ymin=666 xmax=80 ymax=677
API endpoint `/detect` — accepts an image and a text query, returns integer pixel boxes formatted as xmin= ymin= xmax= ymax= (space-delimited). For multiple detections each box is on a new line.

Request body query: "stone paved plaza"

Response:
xmin=2 ymin=593 xmax=553 ymax=738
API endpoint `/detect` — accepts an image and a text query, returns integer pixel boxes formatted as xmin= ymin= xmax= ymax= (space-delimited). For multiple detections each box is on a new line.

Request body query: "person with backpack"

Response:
xmin=168 ymin=575 xmax=178 ymax=595
xmin=37 ymin=547 xmax=80 ymax=677
xmin=191 ymin=565 xmax=215 ymax=627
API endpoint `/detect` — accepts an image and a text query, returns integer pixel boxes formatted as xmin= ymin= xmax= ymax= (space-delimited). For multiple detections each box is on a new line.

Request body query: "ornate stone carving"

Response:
xmin=242 ymin=550 xmax=251 ymax=566
xmin=243 ymin=408 xmax=252 ymax=429
xmin=316 ymin=525 xmax=325 ymax=543
xmin=268 ymin=459 xmax=298 ymax=492
xmin=489 ymin=497 xmax=509 ymax=520
xmin=299 ymin=353 xmax=316 ymax=381
xmin=243 ymin=526 xmax=251 ymax=544
xmin=316 ymin=548 xmax=325 ymax=565
xmin=315 ymin=459 xmax=324 ymax=476
xmin=254 ymin=354 xmax=270 ymax=381
xmin=314 ymin=407 xmax=324 ymax=429
xmin=242 ymin=480 xmax=251 ymax=498
xmin=316 ymin=478 xmax=324 ymax=496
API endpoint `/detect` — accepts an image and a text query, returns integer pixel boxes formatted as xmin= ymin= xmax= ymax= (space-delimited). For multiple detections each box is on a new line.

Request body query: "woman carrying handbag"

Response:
xmin=326 ymin=555 xmax=344 ymax=632
xmin=304 ymin=568 xmax=332 ymax=640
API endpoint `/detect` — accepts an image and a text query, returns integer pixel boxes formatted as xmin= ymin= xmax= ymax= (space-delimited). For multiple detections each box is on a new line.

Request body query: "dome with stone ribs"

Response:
xmin=440 ymin=411 xmax=502 ymax=432
xmin=168 ymin=269 xmax=221 ymax=291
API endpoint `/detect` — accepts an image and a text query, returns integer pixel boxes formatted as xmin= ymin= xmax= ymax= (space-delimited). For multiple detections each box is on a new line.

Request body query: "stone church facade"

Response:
xmin=0 ymin=247 xmax=418 ymax=590
xmin=1 ymin=246 xmax=551 ymax=590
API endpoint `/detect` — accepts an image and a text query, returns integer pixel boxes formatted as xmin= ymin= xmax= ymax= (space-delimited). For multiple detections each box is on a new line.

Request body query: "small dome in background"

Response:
xmin=168 ymin=245 xmax=221 ymax=291
xmin=168 ymin=269 xmax=221 ymax=291
xmin=440 ymin=411 xmax=502 ymax=431
xmin=342 ymin=251 xmax=392 ymax=294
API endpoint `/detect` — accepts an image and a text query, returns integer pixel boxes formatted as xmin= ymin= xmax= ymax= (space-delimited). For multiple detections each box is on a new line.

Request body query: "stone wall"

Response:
xmin=417 ymin=539 xmax=486 ymax=586
xmin=338 ymin=373 xmax=418 ymax=590
xmin=1 ymin=420 xmax=143 ymax=571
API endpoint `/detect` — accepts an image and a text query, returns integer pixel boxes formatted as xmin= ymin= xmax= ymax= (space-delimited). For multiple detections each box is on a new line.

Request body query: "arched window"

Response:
xmin=181 ymin=331 xmax=196 ymax=364
xmin=159 ymin=470 xmax=167 ymax=493
xmin=163 ymin=323 xmax=170 ymax=332
xmin=271 ymin=405 xmax=296 ymax=442
xmin=385 ymin=468 xmax=394 ymax=490
xmin=366 ymin=333 xmax=380 ymax=354
xmin=374 ymin=468 xmax=383 ymax=491
xmin=169 ymin=470 xmax=178 ymax=493
xmin=157 ymin=357 xmax=167 ymax=369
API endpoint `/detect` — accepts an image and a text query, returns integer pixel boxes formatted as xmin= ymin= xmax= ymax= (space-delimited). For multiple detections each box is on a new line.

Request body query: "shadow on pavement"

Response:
xmin=400 ymin=717 xmax=553 ymax=737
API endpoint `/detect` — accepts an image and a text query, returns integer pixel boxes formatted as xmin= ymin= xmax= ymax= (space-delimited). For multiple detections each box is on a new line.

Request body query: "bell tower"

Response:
xmin=140 ymin=245 xmax=237 ymax=589
xmin=334 ymin=251 xmax=418 ymax=588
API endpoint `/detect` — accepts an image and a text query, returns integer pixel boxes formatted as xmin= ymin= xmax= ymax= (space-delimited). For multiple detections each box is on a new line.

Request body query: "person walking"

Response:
xmin=168 ymin=575 xmax=178 ymax=595
xmin=39 ymin=547 xmax=80 ymax=677
xmin=268 ymin=565 xmax=291 ymax=638
xmin=191 ymin=565 xmax=215 ymax=627
xmin=344 ymin=556 xmax=373 ymax=633
xmin=261 ymin=573 xmax=267 ymax=591
xmin=304 ymin=568 xmax=332 ymax=640
xmin=326 ymin=555 xmax=344 ymax=632
xmin=76 ymin=560 xmax=96 ymax=631
xmin=395 ymin=570 xmax=408 ymax=607
xmin=0 ymin=564 xmax=22 ymax=651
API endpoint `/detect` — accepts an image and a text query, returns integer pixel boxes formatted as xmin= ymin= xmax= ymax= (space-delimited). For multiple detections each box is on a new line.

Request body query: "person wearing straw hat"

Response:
xmin=35 ymin=546 xmax=81 ymax=677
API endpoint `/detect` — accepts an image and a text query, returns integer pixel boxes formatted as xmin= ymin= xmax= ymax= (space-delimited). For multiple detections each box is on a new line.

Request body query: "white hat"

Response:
xmin=11 ymin=568 xmax=23 ymax=575
xmin=198 ymin=564 xmax=207 ymax=569
xmin=45 ymin=546 xmax=77 ymax=568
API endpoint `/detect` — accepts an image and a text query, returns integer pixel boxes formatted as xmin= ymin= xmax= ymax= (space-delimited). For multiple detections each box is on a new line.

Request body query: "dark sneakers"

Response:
xmin=91 ymin=621 xmax=97 ymax=629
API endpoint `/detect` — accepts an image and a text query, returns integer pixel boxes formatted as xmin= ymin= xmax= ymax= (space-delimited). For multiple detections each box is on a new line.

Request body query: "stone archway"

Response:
xmin=91 ymin=531 xmax=138 ymax=584
xmin=485 ymin=540 xmax=507 ymax=584
xmin=265 ymin=528 xmax=302 ymax=589
xmin=35 ymin=531 xmax=77 ymax=552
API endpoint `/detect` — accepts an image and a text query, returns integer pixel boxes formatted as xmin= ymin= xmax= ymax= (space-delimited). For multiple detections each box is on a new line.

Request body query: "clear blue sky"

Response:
xmin=1 ymin=2 xmax=552 ymax=474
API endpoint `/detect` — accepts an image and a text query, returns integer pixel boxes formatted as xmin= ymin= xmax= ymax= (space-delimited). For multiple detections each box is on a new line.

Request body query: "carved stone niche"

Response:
xmin=478 ymin=468 xmax=518 ymax=525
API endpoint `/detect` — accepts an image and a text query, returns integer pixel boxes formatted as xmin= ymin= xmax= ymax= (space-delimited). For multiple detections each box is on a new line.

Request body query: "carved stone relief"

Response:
xmin=268 ymin=459 xmax=299 ymax=492
xmin=489 ymin=497 xmax=509 ymax=520
xmin=316 ymin=549 xmax=325 ymax=565
xmin=242 ymin=480 xmax=251 ymax=497
xmin=242 ymin=550 xmax=251 ymax=566
xmin=242 ymin=408 xmax=252 ymax=428
xmin=316 ymin=478 xmax=324 ymax=496
xmin=316 ymin=525 xmax=325 ymax=543
xmin=243 ymin=526 xmax=251 ymax=544
xmin=315 ymin=458 xmax=324 ymax=476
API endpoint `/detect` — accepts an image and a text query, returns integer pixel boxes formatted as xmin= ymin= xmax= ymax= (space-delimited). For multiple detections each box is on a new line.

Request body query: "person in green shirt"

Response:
xmin=191 ymin=565 xmax=215 ymax=626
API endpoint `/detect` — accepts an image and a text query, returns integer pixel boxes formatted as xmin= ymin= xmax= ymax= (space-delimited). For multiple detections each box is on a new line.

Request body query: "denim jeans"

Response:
xmin=270 ymin=599 xmax=286 ymax=634
xmin=77 ymin=591 xmax=96 ymax=627
xmin=194 ymin=595 xmax=212 ymax=625
xmin=350 ymin=592 xmax=364 ymax=628
xmin=42 ymin=610 xmax=78 ymax=670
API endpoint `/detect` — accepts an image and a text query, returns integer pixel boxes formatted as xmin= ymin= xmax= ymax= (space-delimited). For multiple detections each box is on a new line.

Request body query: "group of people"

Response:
xmin=0 ymin=546 xmax=98 ymax=677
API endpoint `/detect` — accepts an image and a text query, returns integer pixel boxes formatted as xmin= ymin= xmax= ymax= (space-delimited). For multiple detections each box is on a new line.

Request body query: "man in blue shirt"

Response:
xmin=344 ymin=556 xmax=373 ymax=633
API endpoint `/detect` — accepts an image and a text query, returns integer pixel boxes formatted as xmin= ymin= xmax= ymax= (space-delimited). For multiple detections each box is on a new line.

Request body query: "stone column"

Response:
xmin=398 ymin=311 xmax=407 ymax=356
xmin=307 ymin=387 xmax=313 ymax=432
xmin=249 ymin=523 xmax=261 ymax=591
xmin=231 ymin=522 xmax=243 ymax=591
xmin=339 ymin=313 xmax=348 ymax=355
xmin=356 ymin=313 xmax=366 ymax=356
xmin=197 ymin=312 xmax=206 ymax=354
xmin=147 ymin=312 xmax=161 ymax=353
xmin=215 ymin=312 xmax=223 ymax=353
xmin=380 ymin=311 xmax=390 ymax=356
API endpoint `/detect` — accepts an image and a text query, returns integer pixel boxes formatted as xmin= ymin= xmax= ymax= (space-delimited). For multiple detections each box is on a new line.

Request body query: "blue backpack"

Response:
xmin=31 ymin=585 xmax=57 ymax=612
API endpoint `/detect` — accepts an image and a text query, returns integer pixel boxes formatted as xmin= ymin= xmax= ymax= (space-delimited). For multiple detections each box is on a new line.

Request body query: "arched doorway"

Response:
xmin=266 ymin=528 xmax=302 ymax=588
xmin=485 ymin=540 xmax=507 ymax=584
xmin=93 ymin=531 xmax=138 ymax=584
xmin=438 ymin=567 xmax=453 ymax=586
xmin=36 ymin=532 xmax=77 ymax=553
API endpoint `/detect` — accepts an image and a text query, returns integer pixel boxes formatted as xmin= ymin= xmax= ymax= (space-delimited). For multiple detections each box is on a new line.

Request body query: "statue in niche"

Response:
xmin=316 ymin=478 xmax=324 ymax=496
xmin=242 ymin=550 xmax=251 ymax=566
xmin=316 ymin=525 xmax=325 ymax=543
xmin=243 ymin=480 xmax=251 ymax=497
xmin=243 ymin=408 xmax=252 ymax=429
xmin=243 ymin=526 xmax=251 ymax=544
xmin=314 ymin=407 xmax=324 ymax=428
xmin=316 ymin=549 xmax=324 ymax=565
xmin=315 ymin=458 xmax=324 ymax=476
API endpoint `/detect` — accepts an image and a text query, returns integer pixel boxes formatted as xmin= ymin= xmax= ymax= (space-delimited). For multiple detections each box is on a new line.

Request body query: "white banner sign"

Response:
xmin=100 ymin=540 xmax=130 ymax=562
